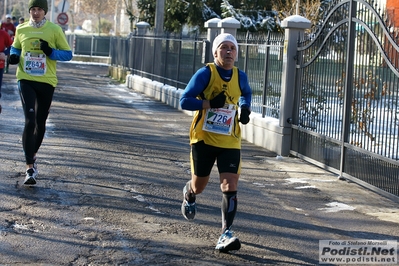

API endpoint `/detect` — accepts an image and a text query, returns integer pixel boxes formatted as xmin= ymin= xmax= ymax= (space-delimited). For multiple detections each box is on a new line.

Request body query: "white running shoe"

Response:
xmin=24 ymin=168 xmax=38 ymax=186
xmin=215 ymin=229 xmax=241 ymax=253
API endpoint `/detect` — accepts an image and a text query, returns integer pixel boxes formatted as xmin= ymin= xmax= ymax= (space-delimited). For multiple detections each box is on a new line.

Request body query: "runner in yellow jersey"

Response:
xmin=180 ymin=33 xmax=252 ymax=253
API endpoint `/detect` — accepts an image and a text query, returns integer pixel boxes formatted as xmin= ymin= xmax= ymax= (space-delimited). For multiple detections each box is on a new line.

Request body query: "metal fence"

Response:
xmin=236 ymin=32 xmax=284 ymax=117
xmin=109 ymin=32 xmax=285 ymax=118
xmin=66 ymin=34 xmax=111 ymax=57
xmin=65 ymin=32 xmax=284 ymax=119
xmin=292 ymin=0 xmax=399 ymax=197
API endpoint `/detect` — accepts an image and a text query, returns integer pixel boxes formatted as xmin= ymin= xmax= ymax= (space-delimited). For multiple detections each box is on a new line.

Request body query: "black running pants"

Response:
xmin=18 ymin=80 xmax=55 ymax=165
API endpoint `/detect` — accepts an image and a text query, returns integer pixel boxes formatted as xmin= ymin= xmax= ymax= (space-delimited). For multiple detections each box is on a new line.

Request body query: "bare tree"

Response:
xmin=273 ymin=0 xmax=323 ymax=27
xmin=77 ymin=0 xmax=116 ymax=34
xmin=123 ymin=0 xmax=138 ymax=32
xmin=6 ymin=0 xmax=29 ymax=20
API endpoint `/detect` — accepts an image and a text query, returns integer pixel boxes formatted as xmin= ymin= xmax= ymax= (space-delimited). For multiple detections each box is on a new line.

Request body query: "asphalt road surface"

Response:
xmin=0 ymin=62 xmax=398 ymax=265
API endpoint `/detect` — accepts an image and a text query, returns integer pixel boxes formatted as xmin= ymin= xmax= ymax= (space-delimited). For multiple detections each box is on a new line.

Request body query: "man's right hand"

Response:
xmin=209 ymin=91 xmax=226 ymax=108
xmin=9 ymin=54 xmax=20 ymax=65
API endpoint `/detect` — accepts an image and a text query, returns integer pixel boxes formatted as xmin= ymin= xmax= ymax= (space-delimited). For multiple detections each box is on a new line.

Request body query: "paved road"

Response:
xmin=0 ymin=62 xmax=398 ymax=265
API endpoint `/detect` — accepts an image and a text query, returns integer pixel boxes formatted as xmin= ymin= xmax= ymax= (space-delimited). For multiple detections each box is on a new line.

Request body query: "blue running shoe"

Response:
xmin=181 ymin=185 xmax=196 ymax=220
xmin=215 ymin=229 xmax=241 ymax=253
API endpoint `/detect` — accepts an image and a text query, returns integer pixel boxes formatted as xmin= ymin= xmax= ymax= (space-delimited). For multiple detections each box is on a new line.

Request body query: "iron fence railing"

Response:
xmin=293 ymin=0 xmax=399 ymax=197
xmin=109 ymin=32 xmax=285 ymax=119
xmin=66 ymin=34 xmax=111 ymax=57
xmin=66 ymin=32 xmax=284 ymax=119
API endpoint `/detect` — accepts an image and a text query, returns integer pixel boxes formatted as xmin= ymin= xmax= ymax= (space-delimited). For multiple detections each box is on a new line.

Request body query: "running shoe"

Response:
xmin=181 ymin=185 xmax=196 ymax=220
xmin=215 ymin=229 xmax=241 ymax=253
xmin=23 ymin=168 xmax=37 ymax=186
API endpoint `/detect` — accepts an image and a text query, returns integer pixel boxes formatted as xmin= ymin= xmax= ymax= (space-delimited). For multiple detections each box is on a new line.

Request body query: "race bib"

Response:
xmin=24 ymin=52 xmax=47 ymax=76
xmin=202 ymin=104 xmax=236 ymax=135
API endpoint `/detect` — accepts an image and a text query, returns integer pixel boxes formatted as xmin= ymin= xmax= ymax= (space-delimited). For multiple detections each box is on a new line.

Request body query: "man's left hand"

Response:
xmin=40 ymin=39 xmax=53 ymax=56
xmin=239 ymin=107 xmax=251 ymax=124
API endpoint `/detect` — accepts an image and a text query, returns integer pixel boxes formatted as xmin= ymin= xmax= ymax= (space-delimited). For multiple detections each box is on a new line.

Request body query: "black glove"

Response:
xmin=9 ymin=54 xmax=20 ymax=65
xmin=40 ymin=39 xmax=53 ymax=56
xmin=239 ymin=107 xmax=251 ymax=124
xmin=209 ymin=91 xmax=226 ymax=108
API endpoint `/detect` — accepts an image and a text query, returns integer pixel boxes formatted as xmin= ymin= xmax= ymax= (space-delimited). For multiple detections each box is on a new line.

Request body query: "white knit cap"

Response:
xmin=212 ymin=33 xmax=238 ymax=56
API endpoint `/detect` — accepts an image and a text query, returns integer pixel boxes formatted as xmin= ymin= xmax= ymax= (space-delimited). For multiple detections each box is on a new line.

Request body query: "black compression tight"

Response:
xmin=222 ymin=191 xmax=237 ymax=232
xmin=18 ymin=80 xmax=55 ymax=165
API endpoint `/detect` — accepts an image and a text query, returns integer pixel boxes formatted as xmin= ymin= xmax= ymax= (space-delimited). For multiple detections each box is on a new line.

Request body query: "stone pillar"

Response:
xmin=279 ymin=15 xmax=311 ymax=155
xmin=218 ymin=17 xmax=241 ymax=37
xmin=204 ymin=18 xmax=220 ymax=63
xmin=205 ymin=19 xmax=221 ymax=43
xmin=219 ymin=17 xmax=240 ymax=61
xmin=280 ymin=15 xmax=311 ymax=127
xmin=204 ymin=17 xmax=240 ymax=62
xmin=136 ymin=22 xmax=150 ymax=36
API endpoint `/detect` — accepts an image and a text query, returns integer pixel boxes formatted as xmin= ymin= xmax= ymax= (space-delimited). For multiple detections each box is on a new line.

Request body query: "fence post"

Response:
xmin=204 ymin=17 xmax=240 ymax=63
xmin=218 ymin=17 xmax=240 ymax=37
xmin=279 ymin=15 xmax=311 ymax=154
xmin=281 ymin=15 xmax=310 ymax=127
xmin=135 ymin=22 xmax=150 ymax=78
xmin=136 ymin=21 xmax=150 ymax=35
xmin=204 ymin=18 xmax=221 ymax=63
xmin=218 ymin=17 xmax=240 ymax=62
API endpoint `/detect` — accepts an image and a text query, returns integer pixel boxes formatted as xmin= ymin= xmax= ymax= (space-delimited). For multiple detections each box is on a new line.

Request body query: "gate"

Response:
xmin=291 ymin=0 xmax=399 ymax=197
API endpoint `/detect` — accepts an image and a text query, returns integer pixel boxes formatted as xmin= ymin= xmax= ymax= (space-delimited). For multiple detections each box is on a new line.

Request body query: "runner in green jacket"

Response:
xmin=9 ymin=0 xmax=73 ymax=186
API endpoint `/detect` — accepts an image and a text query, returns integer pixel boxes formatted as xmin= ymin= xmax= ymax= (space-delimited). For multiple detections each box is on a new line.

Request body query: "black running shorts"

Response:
xmin=190 ymin=141 xmax=241 ymax=177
